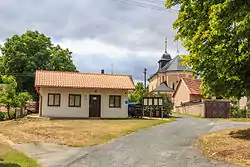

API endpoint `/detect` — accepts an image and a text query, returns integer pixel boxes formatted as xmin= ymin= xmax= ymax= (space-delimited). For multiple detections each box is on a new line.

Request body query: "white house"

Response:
xmin=35 ymin=70 xmax=135 ymax=118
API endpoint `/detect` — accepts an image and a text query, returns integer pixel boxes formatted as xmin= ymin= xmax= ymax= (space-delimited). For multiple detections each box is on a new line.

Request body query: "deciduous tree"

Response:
xmin=166 ymin=0 xmax=250 ymax=99
xmin=128 ymin=82 xmax=148 ymax=103
xmin=0 ymin=30 xmax=76 ymax=98
xmin=0 ymin=75 xmax=32 ymax=119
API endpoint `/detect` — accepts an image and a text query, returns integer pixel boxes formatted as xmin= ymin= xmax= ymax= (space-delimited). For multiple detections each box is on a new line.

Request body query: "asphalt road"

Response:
xmin=15 ymin=116 xmax=250 ymax=167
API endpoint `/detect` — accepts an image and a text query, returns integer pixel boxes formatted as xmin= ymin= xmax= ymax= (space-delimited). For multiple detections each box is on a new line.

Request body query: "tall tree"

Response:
xmin=0 ymin=31 xmax=76 ymax=98
xmin=166 ymin=0 xmax=250 ymax=99
xmin=128 ymin=82 xmax=148 ymax=103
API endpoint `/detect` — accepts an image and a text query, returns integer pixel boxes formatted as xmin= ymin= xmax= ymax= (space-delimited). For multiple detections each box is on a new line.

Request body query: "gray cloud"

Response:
xmin=73 ymin=53 xmax=157 ymax=81
xmin=0 ymin=0 xmax=185 ymax=81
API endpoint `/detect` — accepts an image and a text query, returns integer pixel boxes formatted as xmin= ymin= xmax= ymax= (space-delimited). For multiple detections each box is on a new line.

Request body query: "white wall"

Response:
xmin=39 ymin=87 xmax=128 ymax=118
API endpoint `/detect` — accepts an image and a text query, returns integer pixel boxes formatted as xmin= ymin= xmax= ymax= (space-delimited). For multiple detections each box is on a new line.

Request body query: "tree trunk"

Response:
xmin=14 ymin=108 xmax=17 ymax=120
xmin=20 ymin=107 xmax=23 ymax=117
xmin=7 ymin=104 xmax=10 ymax=120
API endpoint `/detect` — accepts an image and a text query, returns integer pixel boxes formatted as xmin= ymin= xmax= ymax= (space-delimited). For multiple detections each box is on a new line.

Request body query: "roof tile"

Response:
xmin=35 ymin=70 xmax=135 ymax=90
xmin=182 ymin=78 xmax=202 ymax=95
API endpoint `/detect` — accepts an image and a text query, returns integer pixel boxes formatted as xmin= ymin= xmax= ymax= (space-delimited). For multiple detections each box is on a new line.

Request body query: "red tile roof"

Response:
xmin=35 ymin=70 xmax=135 ymax=90
xmin=182 ymin=78 xmax=202 ymax=95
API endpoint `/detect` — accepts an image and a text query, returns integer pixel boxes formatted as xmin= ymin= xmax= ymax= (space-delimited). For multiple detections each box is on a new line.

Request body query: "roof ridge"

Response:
xmin=36 ymin=70 xmax=131 ymax=77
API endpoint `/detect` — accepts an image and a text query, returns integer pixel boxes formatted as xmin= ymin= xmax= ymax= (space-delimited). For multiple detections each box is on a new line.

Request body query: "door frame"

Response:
xmin=89 ymin=95 xmax=101 ymax=117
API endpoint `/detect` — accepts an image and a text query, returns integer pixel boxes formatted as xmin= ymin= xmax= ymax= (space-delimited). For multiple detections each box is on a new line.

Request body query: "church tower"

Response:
xmin=158 ymin=37 xmax=171 ymax=70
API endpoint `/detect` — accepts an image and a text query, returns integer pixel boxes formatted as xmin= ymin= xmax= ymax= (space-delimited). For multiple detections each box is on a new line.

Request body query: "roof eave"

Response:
xmin=35 ymin=85 xmax=135 ymax=90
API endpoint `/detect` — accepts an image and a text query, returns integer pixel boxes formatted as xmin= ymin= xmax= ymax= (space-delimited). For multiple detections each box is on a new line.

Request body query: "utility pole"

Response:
xmin=143 ymin=68 xmax=147 ymax=89
xmin=111 ymin=64 xmax=114 ymax=74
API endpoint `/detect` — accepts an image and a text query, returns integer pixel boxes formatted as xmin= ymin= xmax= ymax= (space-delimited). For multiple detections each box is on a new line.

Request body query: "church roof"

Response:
xmin=160 ymin=56 xmax=190 ymax=72
xmin=158 ymin=52 xmax=171 ymax=62
xmin=151 ymin=82 xmax=173 ymax=93
xmin=148 ymin=55 xmax=191 ymax=81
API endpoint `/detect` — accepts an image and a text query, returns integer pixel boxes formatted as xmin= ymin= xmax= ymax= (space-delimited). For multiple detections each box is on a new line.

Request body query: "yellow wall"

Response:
xmin=148 ymin=75 xmax=158 ymax=92
xmin=148 ymin=71 xmax=193 ymax=92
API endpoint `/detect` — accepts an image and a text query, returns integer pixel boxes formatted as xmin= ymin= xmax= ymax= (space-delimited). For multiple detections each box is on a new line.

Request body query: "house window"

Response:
xmin=172 ymin=83 xmax=175 ymax=90
xmin=109 ymin=95 xmax=121 ymax=108
xmin=68 ymin=94 xmax=81 ymax=107
xmin=48 ymin=93 xmax=60 ymax=107
xmin=162 ymin=76 xmax=165 ymax=82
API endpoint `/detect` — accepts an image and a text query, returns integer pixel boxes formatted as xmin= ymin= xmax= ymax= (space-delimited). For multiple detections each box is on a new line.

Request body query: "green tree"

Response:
xmin=15 ymin=92 xmax=32 ymax=117
xmin=166 ymin=0 xmax=250 ymax=99
xmin=0 ymin=30 xmax=76 ymax=98
xmin=0 ymin=75 xmax=32 ymax=119
xmin=159 ymin=93 xmax=173 ymax=116
xmin=128 ymin=82 xmax=148 ymax=103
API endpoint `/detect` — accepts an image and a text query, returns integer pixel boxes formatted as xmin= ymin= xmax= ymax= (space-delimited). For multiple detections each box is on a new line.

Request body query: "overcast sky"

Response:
xmin=0 ymin=0 xmax=186 ymax=82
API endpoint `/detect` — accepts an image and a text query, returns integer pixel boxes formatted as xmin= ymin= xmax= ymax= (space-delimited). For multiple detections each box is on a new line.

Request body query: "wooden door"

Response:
xmin=89 ymin=95 xmax=101 ymax=117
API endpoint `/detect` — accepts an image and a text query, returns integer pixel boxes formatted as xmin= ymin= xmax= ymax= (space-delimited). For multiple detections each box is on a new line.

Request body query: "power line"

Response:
xmin=140 ymin=0 xmax=166 ymax=6
xmin=112 ymin=0 xmax=167 ymax=11
xmin=110 ymin=0 xmax=178 ymax=12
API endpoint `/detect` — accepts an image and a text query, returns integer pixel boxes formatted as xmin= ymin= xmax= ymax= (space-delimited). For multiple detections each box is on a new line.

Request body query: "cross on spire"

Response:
xmin=165 ymin=37 xmax=168 ymax=53
xmin=177 ymin=40 xmax=180 ymax=55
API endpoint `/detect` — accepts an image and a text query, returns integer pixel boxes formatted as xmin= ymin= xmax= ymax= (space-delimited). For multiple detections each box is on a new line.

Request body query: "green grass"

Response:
xmin=172 ymin=112 xmax=203 ymax=118
xmin=0 ymin=142 xmax=41 ymax=167
xmin=211 ymin=118 xmax=250 ymax=122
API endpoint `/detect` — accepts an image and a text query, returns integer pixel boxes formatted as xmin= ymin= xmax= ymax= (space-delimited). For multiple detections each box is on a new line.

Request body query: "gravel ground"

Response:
xmin=14 ymin=116 xmax=250 ymax=167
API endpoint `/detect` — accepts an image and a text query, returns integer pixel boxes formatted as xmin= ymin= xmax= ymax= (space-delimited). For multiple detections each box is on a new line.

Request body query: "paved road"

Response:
xmin=15 ymin=116 xmax=250 ymax=167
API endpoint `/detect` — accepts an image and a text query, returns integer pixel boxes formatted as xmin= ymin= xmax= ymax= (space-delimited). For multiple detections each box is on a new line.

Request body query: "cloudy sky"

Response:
xmin=0 ymin=0 xmax=186 ymax=81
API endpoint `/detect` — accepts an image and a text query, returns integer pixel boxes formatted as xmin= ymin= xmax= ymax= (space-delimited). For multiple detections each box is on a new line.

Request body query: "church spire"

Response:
xmin=165 ymin=37 xmax=168 ymax=53
xmin=176 ymin=39 xmax=180 ymax=55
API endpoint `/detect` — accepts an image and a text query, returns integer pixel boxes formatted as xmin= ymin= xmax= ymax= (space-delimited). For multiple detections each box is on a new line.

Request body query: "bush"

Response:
xmin=0 ymin=112 xmax=5 ymax=121
xmin=158 ymin=94 xmax=173 ymax=117
xmin=230 ymin=105 xmax=249 ymax=118
xmin=4 ymin=109 xmax=16 ymax=120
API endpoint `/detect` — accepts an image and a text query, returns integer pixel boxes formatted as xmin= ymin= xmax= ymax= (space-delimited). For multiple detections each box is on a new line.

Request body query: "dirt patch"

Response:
xmin=198 ymin=127 xmax=250 ymax=166
xmin=0 ymin=118 xmax=173 ymax=147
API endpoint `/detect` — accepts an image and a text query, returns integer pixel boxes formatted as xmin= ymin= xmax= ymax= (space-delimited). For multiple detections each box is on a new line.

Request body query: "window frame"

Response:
xmin=68 ymin=94 xmax=81 ymax=107
xmin=109 ymin=95 xmax=121 ymax=108
xmin=47 ymin=93 xmax=61 ymax=107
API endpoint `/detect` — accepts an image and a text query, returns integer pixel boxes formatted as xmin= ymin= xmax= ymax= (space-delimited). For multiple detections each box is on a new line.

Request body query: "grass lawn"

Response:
xmin=198 ymin=127 xmax=250 ymax=166
xmin=0 ymin=118 xmax=174 ymax=147
xmin=225 ymin=118 xmax=250 ymax=122
xmin=209 ymin=118 xmax=250 ymax=122
xmin=172 ymin=112 xmax=203 ymax=118
xmin=0 ymin=141 xmax=41 ymax=167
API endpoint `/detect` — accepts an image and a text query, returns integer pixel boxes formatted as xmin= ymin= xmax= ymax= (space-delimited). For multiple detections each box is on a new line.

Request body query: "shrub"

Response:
xmin=158 ymin=94 xmax=173 ymax=117
xmin=0 ymin=112 xmax=5 ymax=121
xmin=4 ymin=109 xmax=16 ymax=120
xmin=230 ymin=105 xmax=249 ymax=118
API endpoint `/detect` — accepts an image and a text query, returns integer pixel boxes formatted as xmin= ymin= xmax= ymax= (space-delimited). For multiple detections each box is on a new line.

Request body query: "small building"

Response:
xmin=35 ymin=70 xmax=135 ymax=118
xmin=173 ymin=77 xmax=203 ymax=108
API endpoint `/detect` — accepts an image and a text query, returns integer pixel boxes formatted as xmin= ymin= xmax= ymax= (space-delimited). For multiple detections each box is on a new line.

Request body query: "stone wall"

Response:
xmin=175 ymin=101 xmax=205 ymax=117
